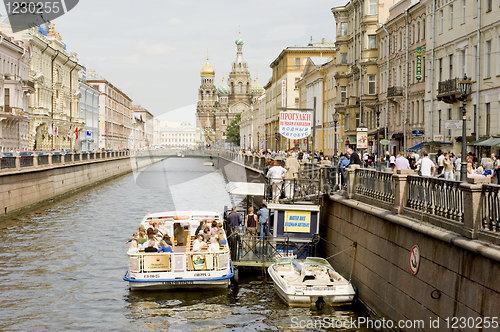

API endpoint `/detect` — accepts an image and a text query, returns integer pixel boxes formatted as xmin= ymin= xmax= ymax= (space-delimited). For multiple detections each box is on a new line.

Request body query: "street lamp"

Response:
xmin=458 ymin=74 xmax=474 ymax=182
xmin=333 ymin=112 xmax=340 ymax=164
xmin=375 ymin=98 xmax=382 ymax=171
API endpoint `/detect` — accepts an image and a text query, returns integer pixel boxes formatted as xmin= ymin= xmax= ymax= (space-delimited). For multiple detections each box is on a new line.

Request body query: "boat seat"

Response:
xmin=284 ymin=273 xmax=299 ymax=283
xmin=276 ymin=265 xmax=292 ymax=272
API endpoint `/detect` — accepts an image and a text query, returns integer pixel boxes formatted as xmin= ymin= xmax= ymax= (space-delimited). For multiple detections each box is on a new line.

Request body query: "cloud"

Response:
xmin=167 ymin=17 xmax=184 ymax=26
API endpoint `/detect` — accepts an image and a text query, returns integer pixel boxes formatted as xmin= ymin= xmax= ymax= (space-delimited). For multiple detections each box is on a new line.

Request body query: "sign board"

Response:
xmin=349 ymin=137 xmax=357 ymax=144
xmin=433 ymin=134 xmax=444 ymax=142
xmin=275 ymin=248 xmax=294 ymax=259
xmin=356 ymin=127 xmax=368 ymax=149
xmin=86 ymin=131 xmax=91 ymax=137
xmin=283 ymin=211 xmax=311 ymax=233
xmin=445 ymin=120 xmax=463 ymax=130
xmin=415 ymin=47 xmax=423 ymax=81
xmin=281 ymin=80 xmax=286 ymax=107
xmin=409 ymin=245 xmax=420 ymax=275
xmin=411 ymin=129 xmax=424 ymax=137
xmin=261 ymin=140 xmax=265 ymax=149
xmin=380 ymin=139 xmax=390 ymax=145
xmin=144 ymin=255 xmax=170 ymax=272
xmin=279 ymin=111 xmax=312 ymax=139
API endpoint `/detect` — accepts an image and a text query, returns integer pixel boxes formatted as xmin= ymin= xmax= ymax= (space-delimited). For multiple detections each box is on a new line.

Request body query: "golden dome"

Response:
xmin=200 ymin=58 xmax=215 ymax=76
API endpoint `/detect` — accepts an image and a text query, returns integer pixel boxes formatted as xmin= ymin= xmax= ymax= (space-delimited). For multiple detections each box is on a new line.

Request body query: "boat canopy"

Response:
xmin=304 ymin=257 xmax=332 ymax=268
xmin=225 ymin=182 xmax=265 ymax=196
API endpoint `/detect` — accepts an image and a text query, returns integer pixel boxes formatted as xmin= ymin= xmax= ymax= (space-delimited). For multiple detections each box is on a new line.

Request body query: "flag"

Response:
xmin=55 ymin=126 xmax=59 ymax=137
xmin=48 ymin=124 xmax=53 ymax=136
xmin=74 ymin=127 xmax=79 ymax=139
xmin=68 ymin=127 xmax=72 ymax=137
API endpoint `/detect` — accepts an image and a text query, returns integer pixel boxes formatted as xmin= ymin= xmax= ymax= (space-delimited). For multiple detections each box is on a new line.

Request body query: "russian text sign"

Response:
xmin=284 ymin=211 xmax=311 ymax=233
xmin=279 ymin=111 xmax=312 ymax=139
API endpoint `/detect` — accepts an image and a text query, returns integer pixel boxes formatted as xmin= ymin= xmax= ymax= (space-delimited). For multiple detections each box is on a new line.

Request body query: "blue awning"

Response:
xmin=408 ymin=141 xmax=451 ymax=152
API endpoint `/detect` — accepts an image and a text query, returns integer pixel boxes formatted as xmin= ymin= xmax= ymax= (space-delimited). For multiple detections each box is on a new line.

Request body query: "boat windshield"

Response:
xmin=275 ymin=257 xmax=293 ymax=266
xmin=304 ymin=257 xmax=332 ymax=269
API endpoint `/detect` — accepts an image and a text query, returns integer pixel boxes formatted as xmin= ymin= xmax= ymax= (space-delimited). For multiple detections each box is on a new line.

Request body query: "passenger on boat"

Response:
xmin=138 ymin=230 xmax=147 ymax=246
xmin=217 ymin=229 xmax=227 ymax=245
xmin=162 ymin=234 xmax=173 ymax=246
xmin=208 ymin=237 xmax=220 ymax=252
xmin=245 ymin=207 xmax=258 ymax=237
xmin=144 ymin=240 xmax=158 ymax=252
xmin=209 ymin=220 xmax=218 ymax=236
xmin=152 ymin=221 xmax=164 ymax=238
xmin=195 ymin=219 xmax=207 ymax=236
xmin=157 ymin=239 xmax=173 ymax=253
xmin=192 ymin=234 xmax=207 ymax=252
xmin=227 ymin=207 xmax=241 ymax=228
xmin=127 ymin=233 xmax=139 ymax=253
xmin=202 ymin=226 xmax=211 ymax=242
xmin=174 ymin=223 xmax=184 ymax=246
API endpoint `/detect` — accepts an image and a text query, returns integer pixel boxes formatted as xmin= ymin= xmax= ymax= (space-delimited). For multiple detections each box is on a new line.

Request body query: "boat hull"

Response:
xmin=126 ymin=277 xmax=231 ymax=291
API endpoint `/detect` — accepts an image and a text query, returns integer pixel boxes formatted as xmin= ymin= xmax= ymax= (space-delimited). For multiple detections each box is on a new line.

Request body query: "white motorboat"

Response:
xmin=123 ymin=211 xmax=234 ymax=290
xmin=203 ymin=161 xmax=214 ymax=166
xmin=268 ymin=257 xmax=356 ymax=307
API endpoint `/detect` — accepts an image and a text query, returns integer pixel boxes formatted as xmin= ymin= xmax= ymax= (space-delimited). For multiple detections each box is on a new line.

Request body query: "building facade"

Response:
xmin=87 ymin=72 xmax=132 ymax=150
xmin=78 ymin=73 xmax=100 ymax=152
xmin=0 ymin=31 xmax=32 ymax=152
xmin=132 ymin=105 xmax=155 ymax=149
xmin=160 ymin=127 xmax=199 ymax=149
xmin=264 ymin=42 xmax=335 ymax=152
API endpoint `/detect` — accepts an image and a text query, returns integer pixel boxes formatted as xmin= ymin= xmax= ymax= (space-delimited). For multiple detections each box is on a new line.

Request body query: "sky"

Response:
xmin=1 ymin=0 xmax=343 ymax=123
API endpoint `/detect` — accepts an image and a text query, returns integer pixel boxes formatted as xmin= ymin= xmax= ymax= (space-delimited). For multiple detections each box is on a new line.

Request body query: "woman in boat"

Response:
xmin=127 ymin=233 xmax=139 ymax=253
xmin=157 ymin=239 xmax=173 ymax=253
xmin=144 ymin=240 xmax=158 ymax=252
xmin=192 ymin=234 xmax=207 ymax=252
xmin=208 ymin=237 xmax=219 ymax=252
xmin=245 ymin=207 xmax=258 ymax=251
xmin=217 ymin=229 xmax=227 ymax=245
xmin=209 ymin=220 xmax=218 ymax=236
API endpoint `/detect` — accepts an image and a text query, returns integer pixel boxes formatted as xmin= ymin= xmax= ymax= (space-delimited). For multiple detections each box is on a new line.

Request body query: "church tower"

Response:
xmin=196 ymin=57 xmax=218 ymax=143
xmin=227 ymin=32 xmax=252 ymax=109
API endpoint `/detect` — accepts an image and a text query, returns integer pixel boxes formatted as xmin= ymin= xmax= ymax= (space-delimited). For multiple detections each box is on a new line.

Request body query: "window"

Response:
xmin=399 ymin=32 xmax=402 ymax=50
xmin=295 ymin=58 xmax=300 ymax=69
xmin=461 ymin=0 xmax=466 ymax=23
xmin=231 ymin=82 xmax=234 ymax=94
xmin=486 ymin=103 xmax=491 ymax=135
xmin=341 ymin=53 xmax=348 ymax=64
xmin=341 ymin=22 xmax=348 ymax=36
xmin=460 ymin=49 xmax=466 ymax=77
xmin=368 ymin=35 xmax=376 ymax=49
xmin=368 ymin=75 xmax=376 ymax=95
xmin=340 ymin=86 xmax=347 ymax=103
xmin=295 ymin=77 xmax=300 ymax=90
xmin=238 ymin=82 xmax=242 ymax=94
xmin=295 ymin=97 xmax=299 ymax=108
xmin=355 ymin=113 xmax=361 ymax=127
xmin=449 ymin=54 xmax=453 ymax=79
xmin=486 ymin=0 xmax=492 ymax=12
xmin=438 ymin=58 xmax=443 ymax=81
xmin=416 ymin=100 xmax=420 ymax=124
xmin=448 ymin=108 xmax=452 ymax=137
xmin=222 ymin=120 xmax=226 ymax=125
xmin=439 ymin=10 xmax=443 ymax=33
xmin=438 ymin=110 xmax=442 ymax=134
xmin=4 ymin=88 xmax=9 ymax=107
xmin=485 ymin=40 xmax=491 ymax=77
xmin=417 ymin=22 xmax=420 ymax=42
xmin=449 ymin=5 xmax=453 ymax=29
xmin=422 ymin=19 xmax=425 ymax=39
xmin=369 ymin=0 xmax=377 ymax=15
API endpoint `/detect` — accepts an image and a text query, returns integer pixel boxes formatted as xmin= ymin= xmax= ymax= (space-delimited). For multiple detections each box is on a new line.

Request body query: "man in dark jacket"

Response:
xmin=347 ymin=148 xmax=362 ymax=166
xmin=227 ymin=206 xmax=241 ymax=227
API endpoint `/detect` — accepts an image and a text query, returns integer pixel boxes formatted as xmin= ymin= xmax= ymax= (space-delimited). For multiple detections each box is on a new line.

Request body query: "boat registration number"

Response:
xmin=308 ymin=286 xmax=335 ymax=292
xmin=143 ymin=274 xmax=160 ymax=279
xmin=162 ymin=281 xmax=194 ymax=285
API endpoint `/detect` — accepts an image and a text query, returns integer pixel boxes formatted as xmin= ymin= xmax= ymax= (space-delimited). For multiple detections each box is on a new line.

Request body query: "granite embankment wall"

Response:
xmin=0 ymin=154 xmax=161 ymax=217
xmin=321 ymin=195 xmax=500 ymax=332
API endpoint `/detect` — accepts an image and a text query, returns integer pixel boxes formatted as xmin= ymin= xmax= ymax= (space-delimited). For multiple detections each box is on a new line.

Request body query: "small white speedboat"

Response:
xmin=268 ymin=257 xmax=356 ymax=307
xmin=203 ymin=162 xmax=214 ymax=166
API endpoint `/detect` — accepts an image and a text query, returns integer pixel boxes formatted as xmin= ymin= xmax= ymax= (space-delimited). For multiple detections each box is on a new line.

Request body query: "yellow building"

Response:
xmin=264 ymin=41 xmax=335 ymax=152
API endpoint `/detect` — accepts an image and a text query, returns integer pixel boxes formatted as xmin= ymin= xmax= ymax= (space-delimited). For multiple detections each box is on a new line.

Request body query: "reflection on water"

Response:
xmin=0 ymin=157 xmax=375 ymax=331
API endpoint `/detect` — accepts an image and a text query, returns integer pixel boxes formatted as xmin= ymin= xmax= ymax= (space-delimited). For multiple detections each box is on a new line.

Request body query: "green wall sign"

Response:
xmin=415 ymin=47 xmax=423 ymax=81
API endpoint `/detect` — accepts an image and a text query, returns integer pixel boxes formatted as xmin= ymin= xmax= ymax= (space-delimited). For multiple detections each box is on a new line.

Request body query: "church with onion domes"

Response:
xmin=196 ymin=33 xmax=264 ymax=147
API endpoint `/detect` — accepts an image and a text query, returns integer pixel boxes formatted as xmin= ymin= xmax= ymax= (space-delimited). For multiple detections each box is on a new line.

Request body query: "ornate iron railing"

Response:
xmin=52 ymin=155 xmax=61 ymax=164
xmin=482 ymin=185 xmax=500 ymax=232
xmin=406 ymin=175 xmax=463 ymax=222
xmin=38 ymin=155 xmax=49 ymax=165
xmin=1 ymin=157 xmax=16 ymax=169
xmin=438 ymin=77 xmax=460 ymax=95
xmin=355 ymin=169 xmax=395 ymax=203
xmin=20 ymin=156 xmax=33 ymax=167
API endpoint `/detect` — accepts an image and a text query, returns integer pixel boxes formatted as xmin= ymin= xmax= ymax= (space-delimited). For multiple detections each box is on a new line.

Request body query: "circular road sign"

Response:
xmin=409 ymin=245 xmax=420 ymax=275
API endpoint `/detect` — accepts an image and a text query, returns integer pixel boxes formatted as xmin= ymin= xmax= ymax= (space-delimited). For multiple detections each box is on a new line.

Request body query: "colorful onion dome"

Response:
xmin=251 ymin=78 xmax=264 ymax=95
xmin=200 ymin=58 xmax=215 ymax=76
xmin=235 ymin=37 xmax=244 ymax=46
xmin=218 ymin=77 xmax=230 ymax=95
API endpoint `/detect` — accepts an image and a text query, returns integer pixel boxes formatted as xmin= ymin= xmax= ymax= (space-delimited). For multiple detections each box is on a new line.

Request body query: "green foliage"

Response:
xmin=226 ymin=113 xmax=241 ymax=145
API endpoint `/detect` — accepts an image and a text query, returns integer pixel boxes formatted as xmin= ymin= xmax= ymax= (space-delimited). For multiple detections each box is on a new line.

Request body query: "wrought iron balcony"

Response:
xmin=387 ymin=86 xmax=403 ymax=98
xmin=437 ymin=77 xmax=462 ymax=104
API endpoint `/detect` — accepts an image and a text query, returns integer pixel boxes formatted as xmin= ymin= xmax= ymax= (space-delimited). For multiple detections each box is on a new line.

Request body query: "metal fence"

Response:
xmin=355 ymin=169 xmax=395 ymax=203
xmin=52 ymin=155 xmax=61 ymax=164
xmin=81 ymin=153 xmax=88 ymax=161
xmin=1 ymin=157 xmax=16 ymax=169
xmin=482 ymin=185 xmax=500 ymax=232
xmin=406 ymin=175 xmax=463 ymax=222
xmin=38 ymin=155 xmax=49 ymax=165
xmin=20 ymin=156 xmax=33 ymax=167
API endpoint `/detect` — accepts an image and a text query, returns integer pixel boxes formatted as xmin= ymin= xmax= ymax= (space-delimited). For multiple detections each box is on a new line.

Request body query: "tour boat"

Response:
xmin=123 ymin=211 xmax=234 ymax=290
xmin=268 ymin=257 xmax=356 ymax=307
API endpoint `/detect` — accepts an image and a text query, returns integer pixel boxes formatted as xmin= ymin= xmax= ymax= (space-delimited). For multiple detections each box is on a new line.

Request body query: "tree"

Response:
xmin=226 ymin=113 xmax=241 ymax=146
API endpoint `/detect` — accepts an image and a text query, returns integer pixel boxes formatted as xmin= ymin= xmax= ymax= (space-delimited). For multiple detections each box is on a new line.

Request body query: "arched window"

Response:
xmin=246 ymin=82 xmax=250 ymax=93
xmin=206 ymin=91 xmax=210 ymax=100
xmin=238 ymin=82 xmax=242 ymax=94
xmin=231 ymin=82 xmax=234 ymax=94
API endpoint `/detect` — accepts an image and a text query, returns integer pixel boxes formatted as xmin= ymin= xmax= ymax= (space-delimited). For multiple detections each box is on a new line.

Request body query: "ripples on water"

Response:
xmin=0 ymin=157 xmax=374 ymax=331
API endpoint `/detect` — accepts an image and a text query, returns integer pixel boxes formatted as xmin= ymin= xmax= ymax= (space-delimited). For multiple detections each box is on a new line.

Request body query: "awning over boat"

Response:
xmin=225 ymin=182 xmax=265 ymax=196
xmin=407 ymin=141 xmax=451 ymax=152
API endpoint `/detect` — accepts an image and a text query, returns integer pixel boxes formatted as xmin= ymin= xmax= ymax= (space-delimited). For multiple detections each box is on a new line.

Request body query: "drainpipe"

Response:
xmin=69 ymin=62 xmax=79 ymax=149
xmin=475 ymin=0 xmax=480 ymax=140
xmin=357 ymin=0 xmax=363 ymax=126
xmin=429 ymin=0 xmax=436 ymax=141
xmin=382 ymin=24 xmax=390 ymax=150
xmin=51 ymin=50 xmax=60 ymax=150
xmin=348 ymin=0 xmax=356 ymax=122
xmin=405 ymin=8 xmax=409 ymax=152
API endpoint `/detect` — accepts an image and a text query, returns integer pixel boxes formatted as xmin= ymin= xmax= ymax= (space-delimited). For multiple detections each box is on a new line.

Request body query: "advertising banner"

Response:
xmin=284 ymin=211 xmax=311 ymax=233
xmin=356 ymin=132 xmax=368 ymax=149
xmin=415 ymin=47 xmax=423 ymax=81
xmin=279 ymin=111 xmax=312 ymax=139
xmin=143 ymin=255 xmax=170 ymax=272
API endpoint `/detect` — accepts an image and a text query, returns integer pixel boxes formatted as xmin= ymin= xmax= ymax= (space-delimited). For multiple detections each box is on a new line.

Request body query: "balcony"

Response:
xmin=387 ymin=86 xmax=403 ymax=99
xmin=437 ymin=78 xmax=462 ymax=104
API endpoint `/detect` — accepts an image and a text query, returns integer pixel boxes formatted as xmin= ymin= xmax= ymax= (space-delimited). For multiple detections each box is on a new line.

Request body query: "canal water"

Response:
xmin=0 ymin=157 xmax=377 ymax=331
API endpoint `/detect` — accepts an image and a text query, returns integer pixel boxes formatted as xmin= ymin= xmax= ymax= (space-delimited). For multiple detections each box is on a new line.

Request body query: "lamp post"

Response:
xmin=333 ymin=113 xmax=339 ymax=164
xmin=375 ymin=98 xmax=382 ymax=171
xmin=458 ymin=74 xmax=474 ymax=182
